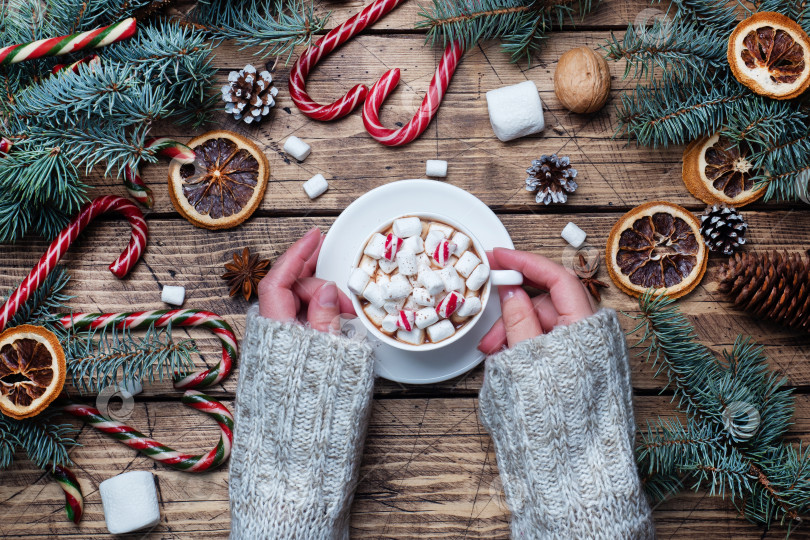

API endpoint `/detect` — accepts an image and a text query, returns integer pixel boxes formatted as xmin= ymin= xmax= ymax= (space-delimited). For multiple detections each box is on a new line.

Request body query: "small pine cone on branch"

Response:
xmin=221 ymin=64 xmax=278 ymax=124
xmin=718 ymin=251 xmax=810 ymax=332
xmin=700 ymin=204 xmax=748 ymax=255
xmin=525 ymin=154 xmax=578 ymax=204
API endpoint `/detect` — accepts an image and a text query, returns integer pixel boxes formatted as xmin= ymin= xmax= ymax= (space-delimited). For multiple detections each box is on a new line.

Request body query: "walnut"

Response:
xmin=553 ymin=47 xmax=611 ymax=114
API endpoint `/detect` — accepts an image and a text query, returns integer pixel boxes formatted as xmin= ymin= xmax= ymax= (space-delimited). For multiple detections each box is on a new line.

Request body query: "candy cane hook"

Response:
xmin=0 ymin=196 xmax=147 ymax=332
xmin=58 ymin=309 xmax=237 ymax=390
xmin=124 ymin=138 xmax=195 ymax=207
xmin=61 ymin=390 xmax=233 ymax=472
xmin=289 ymin=0 xmax=407 ymax=120
xmin=362 ymin=40 xmax=463 ymax=146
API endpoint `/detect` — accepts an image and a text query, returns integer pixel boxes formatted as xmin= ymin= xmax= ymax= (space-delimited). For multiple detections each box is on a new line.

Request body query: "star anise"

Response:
xmin=574 ymin=252 xmax=609 ymax=302
xmin=222 ymin=247 xmax=270 ymax=301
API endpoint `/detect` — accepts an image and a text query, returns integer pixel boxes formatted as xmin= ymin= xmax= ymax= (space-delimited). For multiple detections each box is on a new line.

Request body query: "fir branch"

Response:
xmin=189 ymin=0 xmax=328 ymax=62
xmin=0 ymin=410 xmax=79 ymax=471
xmin=660 ymin=0 xmax=738 ymax=30
xmin=60 ymin=324 xmax=197 ymax=395
xmin=6 ymin=266 xmax=72 ymax=328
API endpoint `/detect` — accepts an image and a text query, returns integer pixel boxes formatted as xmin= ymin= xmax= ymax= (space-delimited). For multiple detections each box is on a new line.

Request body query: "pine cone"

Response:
xmin=700 ymin=204 xmax=748 ymax=255
xmin=221 ymin=64 xmax=278 ymax=124
xmin=525 ymin=154 xmax=578 ymax=204
xmin=718 ymin=251 xmax=810 ymax=332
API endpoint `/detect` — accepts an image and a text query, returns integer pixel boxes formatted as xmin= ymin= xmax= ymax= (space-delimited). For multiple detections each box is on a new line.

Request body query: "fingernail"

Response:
xmin=318 ymin=281 xmax=338 ymax=308
xmin=499 ymin=287 xmax=516 ymax=302
xmin=305 ymin=227 xmax=320 ymax=239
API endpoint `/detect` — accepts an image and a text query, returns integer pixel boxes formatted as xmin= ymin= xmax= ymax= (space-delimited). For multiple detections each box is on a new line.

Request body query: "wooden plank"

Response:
xmin=0 ymin=396 xmax=807 ymax=538
xmin=1 ymin=213 xmax=809 ymax=397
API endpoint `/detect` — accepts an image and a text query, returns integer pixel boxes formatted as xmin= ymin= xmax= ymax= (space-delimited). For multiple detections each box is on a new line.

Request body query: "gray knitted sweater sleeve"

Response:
xmin=479 ymin=308 xmax=655 ymax=539
xmin=229 ymin=306 xmax=375 ymax=540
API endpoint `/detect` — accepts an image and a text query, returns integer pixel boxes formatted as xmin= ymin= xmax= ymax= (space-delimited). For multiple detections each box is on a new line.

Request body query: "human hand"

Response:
xmin=478 ymin=248 xmax=595 ymax=354
xmin=257 ymin=227 xmax=356 ymax=332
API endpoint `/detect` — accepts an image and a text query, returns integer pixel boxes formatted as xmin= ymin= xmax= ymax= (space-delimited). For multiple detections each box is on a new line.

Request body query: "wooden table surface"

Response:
xmin=2 ymin=1 xmax=810 ymax=538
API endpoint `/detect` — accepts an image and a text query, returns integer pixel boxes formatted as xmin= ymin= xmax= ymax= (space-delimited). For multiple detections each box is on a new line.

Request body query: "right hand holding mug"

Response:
xmin=478 ymin=248 xmax=595 ymax=354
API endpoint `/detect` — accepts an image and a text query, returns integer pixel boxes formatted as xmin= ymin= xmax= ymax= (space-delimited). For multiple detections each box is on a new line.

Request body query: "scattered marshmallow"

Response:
xmin=428 ymin=222 xmax=454 ymax=239
xmin=403 ymin=235 xmax=424 ymax=254
xmin=364 ymin=233 xmax=386 ymax=259
xmin=436 ymin=291 xmax=465 ymax=318
xmin=382 ymin=274 xmax=411 ymax=300
xmin=403 ymin=295 xmax=418 ymax=310
xmin=302 ymin=173 xmax=328 ymax=199
xmin=457 ymin=296 xmax=482 ymax=317
xmin=396 ymin=310 xmax=416 ymax=331
xmin=283 ymin=135 xmax=311 ymax=161
xmin=362 ymin=281 xmax=385 ymax=308
xmin=451 ymin=232 xmax=471 ymax=255
xmin=384 ymin=298 xmax=406 ymax=314
xmin=427 ymin=319 xmax=455 ymax=343
xmin=161 ymin=285 xmax=185 ymax=306
xmin=407 ymin=274 xmax=420 ymax=288
xmin=393 ymin=217 xmax=422 ymax=238
xmin=415 ymin=307 xmax=440 ymax=329
xmin=377 ymin=273 xmax=391 ymax=288
xmin=359 ymin=255 xmax=377 ymax=276
xmin=486 ymin=80 xmax=545 ymax=142
xmin=381 ymin=314 xmax=399 ymax=334
xmin=347 ymin=268 xmax=371 ymax=295
xmin=383 ymin=233 xmax=403 ymax=261
xmin=397 ymin=327 xmax=425 ymax=345
xmin=561 ymin=222 xmax=587 ymax=248
xmin=426 ymin=159 xmax=447 ymax=177
xmin=466 ymin=264 xmax=490 ymax=292
xmin=424 ymin=229 xmax=446 ymax=256
xmin=418 ymin=267 xmax=445 ymax=296
xmin=440 ymin=266 xmax=465 ymax=293
xmin=412 ymin=287 xmax=436 ymax=307
xmin=432 ymin=239 xmax=455 ymax=267
xmin=455 ymin=251 xmax=481 ymax=278
xmin=378 ymin=257 xmax=398 ymax=274
xmin=363 ymin=304 xmax=387 ymax=326
xmin=416 ymin=252 xmax=431 ymax=270
xmin=100 ymin=471 xmax=160 ymax=535
xmin=396 ymin=249 xmax=419 ymax=276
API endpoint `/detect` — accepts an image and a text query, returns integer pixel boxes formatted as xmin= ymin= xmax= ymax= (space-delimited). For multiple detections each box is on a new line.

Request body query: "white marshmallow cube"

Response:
xmin=393 ymin=217 xmax=422 ymax=238
xmin=363 ymin=304 xmax=387 ymax=326
xmin=382 ymin=274 xmax=412 ymax=300
xmin=436 ymin=290 xmax=465 ymax=318
xmin=283 ymin=135 xmax=311 ymax=161
xmin=364 ymin=233 xmax=386 ymax=259
xmin=415 ymin=307 xmax=440 ymax=329
xmin=426 ymin=159 xmax=448 ymax=177
xmin=403 ymin=235 xmax=424 ymax=254
xmin=100 ymin=471 xmax=160 ymax=535
xmin=384 ymin=298 xmax=406 ymax=314
xmin=397 ymin=327 xmax=425 ymax=345
xmin=466 ymin=264 xmax=490 ymax=291
xmin=424 ymin=229 xmax=446 ymax=257
xmin=403 ymin=295 xmax=418 ymax=310
xmin=418 ymin=268 xmax=445 ymax=296
xmin=302 ymin=173 xmax=328 ymax=199
xmin=561 ymin=222 xmax=587 ymax=248
xmin=427 ymin=319 xmax=455 ymax=343
xmin=347 ymin=268 xmax=371 ymax=295
xmin=381 ymin=314 xmax=399 ymax=334
xmin=486 ymin=80 xmax=545 ymax=142
xmin=451 ymin=232 xmax=471 ymax=255
xmin=416 ymin=252 xmax=431 ymax=270
xmin=376 ymin=273 xmax=391 ymax=288
xmin=362 ymin=281 xmax=385 ymax=308
xmin=396 ymin=249 xmax=419 ymax=276
xmin=440 ymin=266 xmax=465 ymax=292
xmin=456 ymin=296 xmax=482 ymax=317
xmin=161 ymin=285 xmax=185 ymax=306
xmin=378 ymin=257 xmax=398 ymax=274
xmin=412 ymin=287 xmax=436 ymax=307
xmin=454 ymin=251 xmax=481 ymax=278
xmin=428 ymin=222 xmax=454 ymax=239
xmin=359 ymin=255 xmax=377 ymax=276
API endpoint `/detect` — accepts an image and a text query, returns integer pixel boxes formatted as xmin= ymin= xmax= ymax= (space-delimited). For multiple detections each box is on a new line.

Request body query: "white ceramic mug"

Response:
xmin=349 ymin=212 xmax=523 ymax=352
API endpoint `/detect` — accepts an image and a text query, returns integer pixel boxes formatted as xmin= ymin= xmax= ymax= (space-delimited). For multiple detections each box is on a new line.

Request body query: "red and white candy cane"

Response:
xmin=289 ymin=0 xmax=407 ymax=120
xmin=0 ymin=196 xmax=147 ymax=332
xmin=59 ymin=309 xmax=237 ymax=389
xmin=0 ymin=137 xmax=11 ymax=155
xmin=125 ymin=138 xmax=195 ymax=207
xmin=0 ymin=17 xmax=136 ymax=65
xmin=51 ymin=54 xmax=100 ymax=75
xmin=362 ymin=40 xmax=463 ymax=146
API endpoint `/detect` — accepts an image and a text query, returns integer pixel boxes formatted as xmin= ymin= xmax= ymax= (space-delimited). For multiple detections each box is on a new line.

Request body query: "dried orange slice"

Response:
xmin=683 ymin=134 xmax=764 ymax=206
xmin=0 ymin=325 xmax=66 ymax=420
xmin=168 ymin=130 xmax=269 ymax=230
xmin=606 ymin=202 xmax=707 ymax=299
xmin=728 ymin=12 xmax=810 ymax=100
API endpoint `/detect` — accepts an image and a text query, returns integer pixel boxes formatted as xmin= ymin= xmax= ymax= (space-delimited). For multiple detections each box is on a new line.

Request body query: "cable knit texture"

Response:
xmin=479 ymin=309 xmax=655 ymax=540
xmin=229 ymin=306 xmax=375 ymax=540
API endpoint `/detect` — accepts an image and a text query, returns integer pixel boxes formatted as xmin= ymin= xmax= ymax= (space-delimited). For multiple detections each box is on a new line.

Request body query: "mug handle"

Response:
xmin=490 ymin=269 xmax=523 ymax=286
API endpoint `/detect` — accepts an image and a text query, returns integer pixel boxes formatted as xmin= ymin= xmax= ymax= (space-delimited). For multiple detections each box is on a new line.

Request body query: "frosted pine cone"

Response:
xmin=700 ymin=204 xmax=748 ymax=256
xmin=525 ymin=155 xmax=578 ymax=204
xmin=221 ymin=64 xmax=278 ymax=124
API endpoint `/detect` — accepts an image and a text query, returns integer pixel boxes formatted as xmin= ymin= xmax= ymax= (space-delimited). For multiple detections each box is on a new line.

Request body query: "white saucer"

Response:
xmin=316 ymin=179 xmax=514 ymax=384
